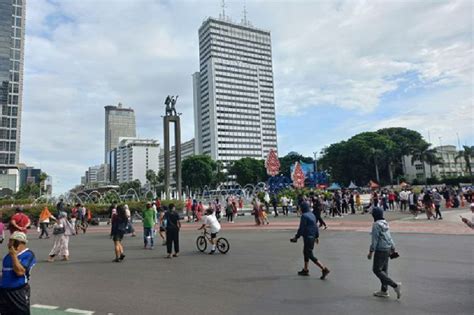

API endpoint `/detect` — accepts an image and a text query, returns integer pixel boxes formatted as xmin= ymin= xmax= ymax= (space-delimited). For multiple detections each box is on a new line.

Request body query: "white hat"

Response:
xmin=10 ymin=231 xmax=28 ymax=243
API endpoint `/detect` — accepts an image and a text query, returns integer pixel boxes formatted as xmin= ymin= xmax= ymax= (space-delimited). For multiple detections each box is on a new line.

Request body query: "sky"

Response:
xmin=21 ymin=0 xmax=473 ymax=195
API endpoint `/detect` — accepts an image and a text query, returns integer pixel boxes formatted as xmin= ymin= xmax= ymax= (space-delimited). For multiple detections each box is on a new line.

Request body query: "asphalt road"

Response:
xmin=18 ymin=225 xmax=473 ymax=315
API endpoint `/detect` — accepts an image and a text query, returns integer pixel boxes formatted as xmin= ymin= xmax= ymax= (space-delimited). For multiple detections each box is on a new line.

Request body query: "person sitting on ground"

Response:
xmin=460 ymin=203 xmax=474 ymax=229
xmin=0 ymin=232 xmax=36 ymax=315
xmin=198 ymin=208 xmax=221 ymax=254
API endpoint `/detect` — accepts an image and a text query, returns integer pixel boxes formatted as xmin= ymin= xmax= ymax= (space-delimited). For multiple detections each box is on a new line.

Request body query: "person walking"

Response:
xmin=142 ymin=202 xmax=157 ymax=249
xmin=367 ymin=207 xmax=402 ymax=299
xmin=399 ymin=189 xmax=408 ymax=212
xmin=48 ymin=212 xmax=75 ymax=262
xmin=0 ymin=232 xmax=36 ymax=315
xmin=124 ymin=204 xmax=136 ymax=237
xmin=432 ymin=189 xmax=443 ymax=220
xmin=164 ymin=204 xmax=181 ymax=258
xmin=290 ymin=202 xmax=330 ymax=279
xmin=110 ymin=205 xmax=127 ymax=262
xmin=312 ymin=194 xmax=327 ymax=229
xmin=281 ymin=196 xmax=289 ymax=216
xmin=9 ymin=208 xmax=30 ymax=235
xmin=422 ymin=190 xmax=434 ymax=220
xmin=38 ymin=207 xmax=56 ymax=239
xmin=225 ymin=201 xmax=234 ymax=223
xmin=272 ymin=195 xmax=279 ymax=217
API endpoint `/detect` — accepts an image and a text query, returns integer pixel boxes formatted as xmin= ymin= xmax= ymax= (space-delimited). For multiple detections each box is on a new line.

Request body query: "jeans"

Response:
xmin=282 ymin=206 xmax=288 ymax=216
xmin=373 ymin=250 xmax=397 ymax=292
xmin=303 ymin=237 xmax=318 ymax=263
xmin=143 ymin=227 xmax=154 ymax=247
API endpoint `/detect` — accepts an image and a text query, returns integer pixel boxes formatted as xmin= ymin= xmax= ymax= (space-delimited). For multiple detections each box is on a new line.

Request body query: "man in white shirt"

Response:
xmin=399 ymin=190 xmax=408 ymax=211
xmin=198 ymin=209 xmax=221 ymax=254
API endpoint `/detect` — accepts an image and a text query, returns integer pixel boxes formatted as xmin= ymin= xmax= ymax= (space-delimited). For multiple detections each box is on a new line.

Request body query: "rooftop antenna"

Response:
xmin=220 ymin=0 xmax=227 ymax=20
xmin=242 ymin=0 xmax=248 ymax=25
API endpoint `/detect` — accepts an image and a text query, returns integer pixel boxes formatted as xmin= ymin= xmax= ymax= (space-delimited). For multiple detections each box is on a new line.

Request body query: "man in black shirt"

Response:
xmin=165 ymin=204 xmax=181 ymax=258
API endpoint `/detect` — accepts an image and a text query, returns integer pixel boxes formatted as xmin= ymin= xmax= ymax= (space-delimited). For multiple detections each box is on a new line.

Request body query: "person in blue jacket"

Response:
xmin=291 ymin=202 xmax=330 ymax=279
xmin=367 ymin=207 xmax=402 ymax=299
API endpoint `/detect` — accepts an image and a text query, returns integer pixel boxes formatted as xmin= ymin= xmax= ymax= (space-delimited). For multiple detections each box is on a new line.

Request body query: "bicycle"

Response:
xmin=196 ymin=229 xmax=230 ymax=254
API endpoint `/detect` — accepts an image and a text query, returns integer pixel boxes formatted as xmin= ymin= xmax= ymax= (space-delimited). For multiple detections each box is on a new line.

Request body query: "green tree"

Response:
xmin=228 ymin=157 xmax=267 ymax=186
xmin=15 ymin=183 xmax=40 ymax=199
xmin=38 ymin=172 xmax=48 ymax=195
xmin=182 ymin=155 xmax=216 ymax=190
xmin=455 ymin=145 xmax=474 ymax=183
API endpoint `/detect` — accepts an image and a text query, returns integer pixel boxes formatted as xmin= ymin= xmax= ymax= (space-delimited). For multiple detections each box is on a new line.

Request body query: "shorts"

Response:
xmin=112 ymin=233 xmax=124 ymax=242
xmin=159 ymin=227 xmax=165 ymax=232
xmin=210 ymin=232 xmax=218 ymax=239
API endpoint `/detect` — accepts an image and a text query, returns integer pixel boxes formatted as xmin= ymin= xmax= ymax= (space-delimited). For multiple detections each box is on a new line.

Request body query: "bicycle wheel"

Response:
xmin=216 ymin=237 xmax=230 ymax=254
xmin=196 ymin=236 xmax=207 ymax=252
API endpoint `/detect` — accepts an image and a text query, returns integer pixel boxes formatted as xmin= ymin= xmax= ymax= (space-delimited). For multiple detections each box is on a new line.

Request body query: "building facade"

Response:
xmin=0 ymin=0 xmax=25 ymax=191
xmin=115 ymin=138 xmax=160 ymax=185
xmin=104 ymin=103 xmax=136 ymax=163
xmin=82 ymin=164 xmax=109 ymax=188
xmin=402 ymin=145 xmax=473 ymax=181
xmin=193 ymin=17 xmax=278 ymax=167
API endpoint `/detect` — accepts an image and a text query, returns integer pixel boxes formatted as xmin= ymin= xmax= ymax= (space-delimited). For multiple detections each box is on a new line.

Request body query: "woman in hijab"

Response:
xmin=111 ymin=205 xmax=128 ymax=262
xmin=48 ymin=212 xmax=75 ymax=262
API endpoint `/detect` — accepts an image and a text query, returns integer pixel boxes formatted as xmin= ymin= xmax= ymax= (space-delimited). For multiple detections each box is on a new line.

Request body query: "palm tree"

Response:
xmin=455 ymin=145 xmax=474 ymax=183
xmin=411 ymin=144 xmax=430 ymax=184
xmin=425 ymin=149 xmax=444 ymax=179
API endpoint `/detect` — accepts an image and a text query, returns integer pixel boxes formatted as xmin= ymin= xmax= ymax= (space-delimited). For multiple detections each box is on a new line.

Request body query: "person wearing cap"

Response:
xmin=367 ymin=207 xmax=402 ymax=299
xmin=0 ymin=232 xmax=36 ymax=314
xmin=460 ymin=203 xmax=474 ymax=229
xmin=290 ymin=202 xmax=330 ymax=279
xmin=9 ymin=207 xmax=31 ymax=234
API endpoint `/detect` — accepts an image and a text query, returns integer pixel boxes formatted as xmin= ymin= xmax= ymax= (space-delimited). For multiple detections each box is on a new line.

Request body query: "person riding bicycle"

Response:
xmin=198 ymin=208 xmax=221 ymax=254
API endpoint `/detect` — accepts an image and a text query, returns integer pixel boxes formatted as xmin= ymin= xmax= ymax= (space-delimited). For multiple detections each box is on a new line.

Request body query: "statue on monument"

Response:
xmin=164 ymin=95 xmax=178 ymax=116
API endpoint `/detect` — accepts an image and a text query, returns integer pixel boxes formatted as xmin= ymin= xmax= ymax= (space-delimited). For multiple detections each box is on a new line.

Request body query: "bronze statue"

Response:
xmin=164 ymin=95 xmax=178 ymax=116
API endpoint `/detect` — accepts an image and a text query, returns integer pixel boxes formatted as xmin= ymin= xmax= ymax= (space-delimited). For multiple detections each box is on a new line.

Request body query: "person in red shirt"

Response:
xmin=388 ymin=191 xmax=396 ymax=211
xmin=185 ymin=198 xmax=192 ymax=222
xmin=9 ymin=208 xmax=31 ymax=234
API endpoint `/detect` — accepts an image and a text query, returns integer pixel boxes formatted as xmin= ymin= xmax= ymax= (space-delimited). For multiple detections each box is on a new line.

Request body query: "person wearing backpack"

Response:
xmin=0 ymin=232 xmax=36 ymax=315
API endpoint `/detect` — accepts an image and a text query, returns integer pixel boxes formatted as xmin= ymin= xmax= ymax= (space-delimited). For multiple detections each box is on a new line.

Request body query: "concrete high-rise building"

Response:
xmin=193 ymin=17 xmax=278 ymax=167
xmin=104 ymin=103 xmax=136 ymax=163
xmin=115 ymin=138 xmax=160 ymax=185
xmin=0 ymin=0 xmax=26 ymax=191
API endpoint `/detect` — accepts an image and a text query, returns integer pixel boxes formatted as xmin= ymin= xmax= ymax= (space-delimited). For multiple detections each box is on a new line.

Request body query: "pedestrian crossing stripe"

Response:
xmin=31 ymin=305 xmax=95 ymax=314
xmin=31 ymin=304 xmax=59 ymax=309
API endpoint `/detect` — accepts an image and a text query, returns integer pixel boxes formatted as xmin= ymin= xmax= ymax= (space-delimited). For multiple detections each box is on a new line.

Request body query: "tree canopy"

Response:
xmin=182 ymin=155 xmax=218 ymax=190
xmin=228 ymin=157 xmax=267 ymax=186
xmin=318 ymin=127 xmax=430 ymax=185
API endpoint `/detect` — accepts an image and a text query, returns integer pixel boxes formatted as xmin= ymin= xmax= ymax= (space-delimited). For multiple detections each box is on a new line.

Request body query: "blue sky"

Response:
xmin=20 ymin=0 xmax=473 ymax=194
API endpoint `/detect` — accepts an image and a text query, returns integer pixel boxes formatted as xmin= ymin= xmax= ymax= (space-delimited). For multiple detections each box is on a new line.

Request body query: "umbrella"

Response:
xmin=348 ymin=181 xmax=358 ymax=189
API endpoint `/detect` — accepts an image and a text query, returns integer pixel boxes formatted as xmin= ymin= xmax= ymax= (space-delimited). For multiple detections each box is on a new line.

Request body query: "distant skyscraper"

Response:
xmin=193 ymin=17 xmax=278 ymax=167
xmin=0 ymin=0 xmax=25 ymax=168
xmin=104 ymin=102 xmax=136 ymax=163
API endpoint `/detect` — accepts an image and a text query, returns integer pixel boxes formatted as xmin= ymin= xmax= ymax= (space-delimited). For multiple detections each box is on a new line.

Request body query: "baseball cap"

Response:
xmin=10 ymin=231 xmax=28 ymax=243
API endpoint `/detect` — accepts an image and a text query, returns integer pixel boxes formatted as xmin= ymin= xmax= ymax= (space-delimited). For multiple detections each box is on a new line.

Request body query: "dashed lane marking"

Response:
xmin=31 ymin=304 xmax=59 ymax=310
xmin=64 ymin=308 xmax=95 ymax=314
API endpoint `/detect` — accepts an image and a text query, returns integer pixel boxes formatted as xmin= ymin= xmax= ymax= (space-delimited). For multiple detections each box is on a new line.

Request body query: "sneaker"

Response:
xmin=297 ymin=269 xmax=309 ymax=276
xmin=373 ymin=291 xmax=389 ymax=298
xmin=209 ymin=250 xmax=216 ymax=255
xmin=113 ymin=258 xmax=121 ymax=263
xmin=320 ymin=267 xmax=330 ymax=280
xmin=119 ymin=254 xmax=126 ymax=261
xmin=393 ymin=282 xmax=402 ymax=299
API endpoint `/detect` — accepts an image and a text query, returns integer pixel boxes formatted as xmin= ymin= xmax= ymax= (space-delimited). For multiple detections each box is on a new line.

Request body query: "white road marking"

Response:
xmin=31 ymin=304 xmax=59 ymax=310
xmin=64 ymin=308 xmax=95 ymax=314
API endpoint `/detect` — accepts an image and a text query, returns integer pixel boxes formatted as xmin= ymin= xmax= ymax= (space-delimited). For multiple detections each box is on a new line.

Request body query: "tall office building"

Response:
xmin=0 ymin=0 xmax=25 ymax=167
xmin=115 ymin=138 xmax=160 ymax=184
xmin=104 ymin=102 xmax=136 ymax=163
xmin=0 ymin=0 xmax=26 ymax=191
xmin=193 ymin=17 xmax=278 ymax=167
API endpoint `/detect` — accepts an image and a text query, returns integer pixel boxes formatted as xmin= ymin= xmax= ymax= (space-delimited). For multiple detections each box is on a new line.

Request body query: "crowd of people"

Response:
xmin=0 ymin=185 xmax=472 ymax=314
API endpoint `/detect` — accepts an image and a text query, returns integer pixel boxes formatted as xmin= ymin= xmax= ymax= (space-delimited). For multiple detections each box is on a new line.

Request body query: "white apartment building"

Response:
xmin=402 ymin=145 xmax=472 ymax=181
xmin=116 ymin=138 xmax=160 ymax=184
xmin=193 ymin=17 xmax=278 ymax=167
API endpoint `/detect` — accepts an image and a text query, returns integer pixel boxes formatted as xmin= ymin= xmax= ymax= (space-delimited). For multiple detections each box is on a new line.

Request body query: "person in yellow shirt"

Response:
xmin=38 ymin=207 xmax=56 ymax=239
